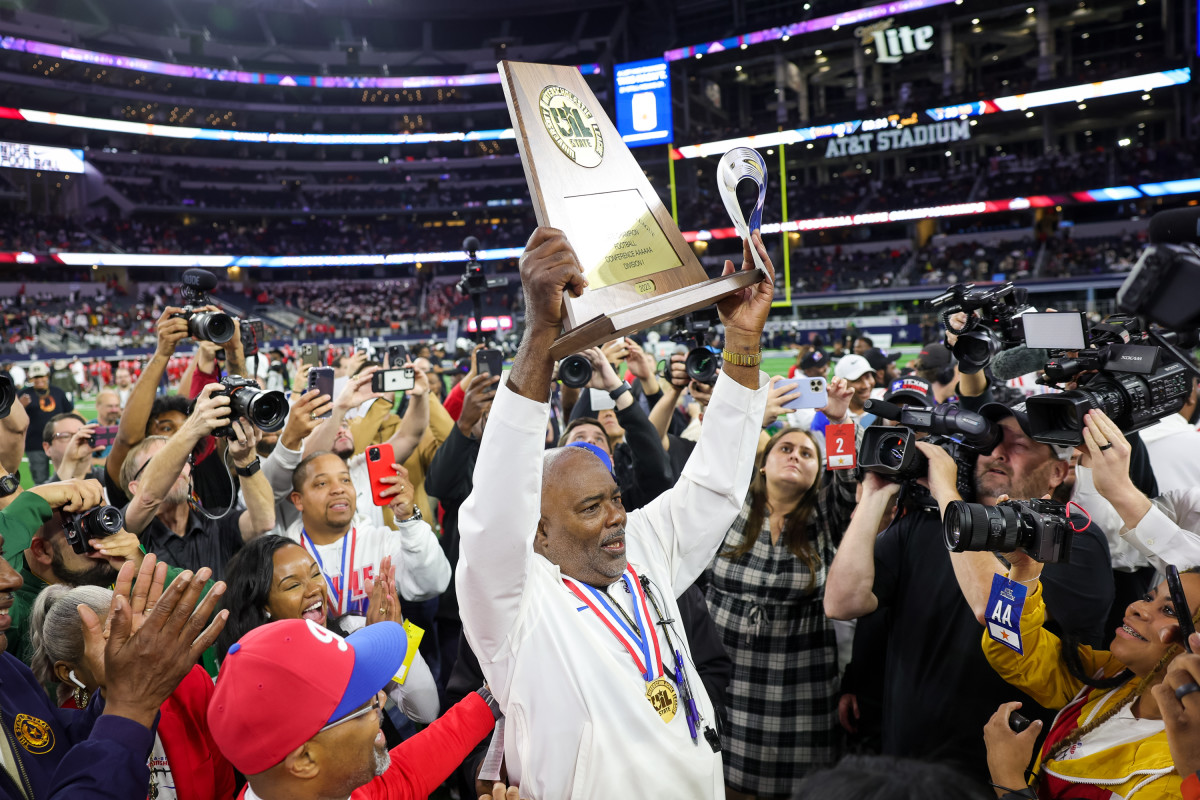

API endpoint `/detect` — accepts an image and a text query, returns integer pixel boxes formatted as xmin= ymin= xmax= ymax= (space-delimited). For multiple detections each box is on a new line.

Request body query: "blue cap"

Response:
xmin=326 ymin=621 xmax=409 ymax=723
xmin=566 ymin=441 xmax=613 ymax=473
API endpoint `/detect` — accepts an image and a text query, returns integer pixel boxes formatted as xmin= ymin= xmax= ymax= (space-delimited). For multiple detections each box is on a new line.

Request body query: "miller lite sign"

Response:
xmin=856 ymin=18 xmax=935 ymax=65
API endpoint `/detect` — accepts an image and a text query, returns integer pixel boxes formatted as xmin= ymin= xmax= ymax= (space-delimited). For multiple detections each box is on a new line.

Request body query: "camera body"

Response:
xmin=212 ymin=376 xmax=287 ymax=436
xmin=669 ymin=308 xmax=722 ymax=383
xmin=929 ymin=282 xmax=1034 ymax=374
xmin=61 ymin=506 xmax=123 ymax=555
xmin=859 ymin=428 xmax=979 ymax=505
xmin=943 ymin=498 xmax=1073 ymax=564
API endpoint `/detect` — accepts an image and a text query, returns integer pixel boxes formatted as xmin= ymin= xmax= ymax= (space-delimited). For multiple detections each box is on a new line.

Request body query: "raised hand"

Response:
xmin=518 ymin=227 xmax=587 ymax=336
xmin=820 ymin=376 xmax=854 ymax=422
xmin=154 ymin=307 xmax=191 ymax=357
xmin=763 ymin=376 xmax=803 ymax=428
xmin=182 ymin=383 xmax=233 ymax=440
xmin=381 ymin=464 xmax=416 ymax=520
xmin=365 ymin=556 xmax=403 ymax=626
xmin=458 ymin=373 xmax=500 ymax=438
xmin=279 ymin=388 xmax=332 ymax=451
xmin=715 ymin=231 xmax=775 ymax=343
xmin=226 ymin=419 xmax=262 ymax=468
xmin=30 ymin=478 xmax=105 ymax=512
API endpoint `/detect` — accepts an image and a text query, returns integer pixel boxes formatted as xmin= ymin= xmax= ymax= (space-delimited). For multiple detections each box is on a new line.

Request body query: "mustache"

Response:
xmin=601 ymin=529 xmax=625 ymax=546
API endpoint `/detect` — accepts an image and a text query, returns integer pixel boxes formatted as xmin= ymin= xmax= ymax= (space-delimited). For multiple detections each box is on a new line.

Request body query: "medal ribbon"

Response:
xmin=564 ymin=567 xmax=664 ymax=682
xmin=300 ymin=527 xmax=356 ymax=616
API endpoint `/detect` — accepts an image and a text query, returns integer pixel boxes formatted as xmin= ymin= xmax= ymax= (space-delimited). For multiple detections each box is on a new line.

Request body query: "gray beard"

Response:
xmin=373 ymin=747 xmax=391 ymax=777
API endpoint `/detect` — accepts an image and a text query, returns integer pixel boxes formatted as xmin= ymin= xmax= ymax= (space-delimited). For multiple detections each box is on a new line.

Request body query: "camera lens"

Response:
xmin=559 ymin=354 xmax=593 ymax=388
xmin=82 ymin=505 xmax=124 ymax=538
xmin=879 ymin=434 xmax=908 ymax=470
xmin=943 ymin=501 xmax=1023 ymax=553
xmin=189 ymin=311 xmax=235 ymax=344
xmin=953 ymin=331 xmax=1001 ymax=374
xmin=244 ymin=389 xmax=288 ymax=432
xmin=685 ymin=347 xmax=718 ymax=383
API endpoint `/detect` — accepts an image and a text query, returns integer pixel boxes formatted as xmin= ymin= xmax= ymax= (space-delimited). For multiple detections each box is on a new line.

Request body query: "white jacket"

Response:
xmin=458 ymin=371 xmax=767 ymax=800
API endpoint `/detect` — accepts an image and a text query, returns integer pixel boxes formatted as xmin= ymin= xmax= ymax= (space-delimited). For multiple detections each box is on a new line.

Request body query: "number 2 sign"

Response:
xmin=825 ymin=423 xmax=856 ymax=470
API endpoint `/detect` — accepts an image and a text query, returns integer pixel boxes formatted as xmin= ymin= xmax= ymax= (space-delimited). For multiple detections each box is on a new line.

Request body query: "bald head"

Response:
xmin=95 ymin=390 xmax=122 ymax=425
xmin=536 ymin=447 xmax=627 ymax=587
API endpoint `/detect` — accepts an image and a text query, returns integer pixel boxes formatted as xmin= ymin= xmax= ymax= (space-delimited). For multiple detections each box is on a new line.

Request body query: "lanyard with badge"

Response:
xmin=300 ymin=527 xmax=358 ymax=616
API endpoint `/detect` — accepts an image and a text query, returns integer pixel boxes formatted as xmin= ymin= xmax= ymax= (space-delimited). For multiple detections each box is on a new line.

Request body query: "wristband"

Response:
xmin=476 ymin=685 xmax=503 ymax=721
xmin=722 ymin=348 xmax=762 ymax=368
xmin=234 ymin=458 xmax=261 ymax=477
xmin=608 ymin=383 xmax=631 ymax=402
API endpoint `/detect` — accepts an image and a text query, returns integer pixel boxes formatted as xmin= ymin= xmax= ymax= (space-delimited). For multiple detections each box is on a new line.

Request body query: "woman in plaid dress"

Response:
xmin=705 ymin=381 xmax=859 ymax=799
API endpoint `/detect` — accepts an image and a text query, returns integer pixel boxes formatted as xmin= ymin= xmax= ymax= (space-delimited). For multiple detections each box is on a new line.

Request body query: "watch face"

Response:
xmin=0 ymin=474 xmax=18 ymax=496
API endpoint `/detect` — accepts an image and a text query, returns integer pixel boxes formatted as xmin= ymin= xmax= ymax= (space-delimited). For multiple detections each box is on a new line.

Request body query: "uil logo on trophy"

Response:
xmin=500 ymin=60 xmax=766 ymax=359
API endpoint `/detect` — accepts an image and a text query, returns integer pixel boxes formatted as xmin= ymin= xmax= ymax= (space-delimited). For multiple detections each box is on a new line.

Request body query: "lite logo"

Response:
xmin=862 ymin=22 xmax=935 ymax=65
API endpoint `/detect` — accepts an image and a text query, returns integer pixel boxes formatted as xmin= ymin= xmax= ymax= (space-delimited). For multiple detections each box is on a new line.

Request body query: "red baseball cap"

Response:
xmin=208 ymin=619 xmax=407 ymax=775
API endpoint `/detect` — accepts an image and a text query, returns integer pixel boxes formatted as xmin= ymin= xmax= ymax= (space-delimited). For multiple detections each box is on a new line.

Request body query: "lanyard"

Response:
xmin=300 ymin=527 xmax=356 ymax=616
xmin=564 ymin=564 xmax=664 ymax=682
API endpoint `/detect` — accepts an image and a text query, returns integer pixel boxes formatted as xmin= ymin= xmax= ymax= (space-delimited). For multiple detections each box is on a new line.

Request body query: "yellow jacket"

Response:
xmin=982 ymin=582 xmax=1179 ymax=800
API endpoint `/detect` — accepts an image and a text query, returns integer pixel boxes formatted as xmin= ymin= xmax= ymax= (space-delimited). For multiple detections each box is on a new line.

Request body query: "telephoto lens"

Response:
xmin=188 ymin=311 xmax=235 ymax=344
xmin=943 ymin=498 xmax=1074 ymax=563
xmin=685 ymin=346 xmax=719 ymax=383
xmin=228 ymin=385 xmax=288 ymax=433
xmin=558 ymin=354 xmax=593 ymax=388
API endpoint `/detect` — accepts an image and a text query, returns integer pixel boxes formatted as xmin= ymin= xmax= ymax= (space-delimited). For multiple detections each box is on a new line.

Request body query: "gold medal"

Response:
xmin=645 ymin=677 xmax=678 ymax=723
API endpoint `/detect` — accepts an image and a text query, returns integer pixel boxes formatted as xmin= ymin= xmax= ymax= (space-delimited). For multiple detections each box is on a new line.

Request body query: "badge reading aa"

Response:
xmin=539 ymin=86 xmax=605 ymax=168
xmin=14 ymin=714 xmax=54 ymax=754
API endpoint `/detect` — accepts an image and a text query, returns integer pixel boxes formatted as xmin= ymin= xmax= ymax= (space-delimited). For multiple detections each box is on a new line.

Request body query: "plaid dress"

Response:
xmin=704 ymin=468 xmax=857 ymax=797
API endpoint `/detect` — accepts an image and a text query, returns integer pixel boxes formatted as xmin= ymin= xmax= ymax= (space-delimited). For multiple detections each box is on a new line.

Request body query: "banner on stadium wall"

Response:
xmin=0 ymin=140 xmax=85 ymax=173
xmin=824 ymin=119 xmax=969 ymax=158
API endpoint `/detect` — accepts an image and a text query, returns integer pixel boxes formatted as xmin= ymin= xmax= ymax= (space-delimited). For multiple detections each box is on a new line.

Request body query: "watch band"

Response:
xmin=234 ymin=458 xmax=261 ymax=477
xmin=399 ymin=506 xmax=423 ymax=523
xmin=476 ymin=685 xmax=503 ymax=721
xmin=608 ymin=383 xmax=631 ymax=401
xmin=721 ymin=348 xmax=762 ymax=368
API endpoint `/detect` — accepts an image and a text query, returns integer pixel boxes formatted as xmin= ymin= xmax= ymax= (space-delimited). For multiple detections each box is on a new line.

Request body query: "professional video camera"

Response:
xmin=669 ymin=307 xmax=722 ymax=383
xmin=211 ymin=376 xmax=287 ymax=437
xmin=61 ymin=505 xmax=123 ymax=555
xmin=457 ymin=236 xmax=509 ymax=343
xmin=858 ymin=399 xmax=1002 ymax=504
xmin=1024 ymin=312 xmax=1195 ymax=446
xmin=943 ymin=498 xmax=1073 ymax=564
xmin=0 ymin=373 xmax=12 ymax=419
xmin=173 ymin=269 xmax=235 ymax=344
xmin=928 ymin=282 xmax=1036 ymax=374
xmin=1117 ymin=207 xmax=1200 ymax=331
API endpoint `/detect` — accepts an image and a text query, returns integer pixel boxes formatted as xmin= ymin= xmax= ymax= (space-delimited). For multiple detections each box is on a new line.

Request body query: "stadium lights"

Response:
xmin=8 ymin=176 xmax=1200 ymax=270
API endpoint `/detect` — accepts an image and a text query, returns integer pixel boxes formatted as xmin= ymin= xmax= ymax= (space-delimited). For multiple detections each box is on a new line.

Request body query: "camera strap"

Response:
xmin=985 ymin=573 xmax=1028 ymax=655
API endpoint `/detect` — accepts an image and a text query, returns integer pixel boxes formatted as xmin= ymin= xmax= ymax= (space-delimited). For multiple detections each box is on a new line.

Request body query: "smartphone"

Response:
xmin=387 ymin=344 xmax=409 ymax=368
xmin=89 ymin=425 xmax=119 ymax=451
xmin=307 ymin=367 xmax=335 ymax=418
xmin=365 ymin=443 xmax=396 ymax=507
xmin=478 ymin=348 xmax=503 ymax=377
xmin=372 ymin=368 xmax=416 ymax=393
xmin=776 ymin=377 xmax=828 ymax=410
xmin=1167 ymin=564 xmax=1196 ymax=653
xmin=240 ymin=317 xmax=266 ymax=357
xmin=300 ymin=344 xmax=319 ymax=369
xmin=354 ymin=337 xmax=373 ymax=359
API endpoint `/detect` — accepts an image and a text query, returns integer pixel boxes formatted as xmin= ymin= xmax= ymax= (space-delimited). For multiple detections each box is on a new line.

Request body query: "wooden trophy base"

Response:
xmin=548 ymin=268 xmax=765 ymax=360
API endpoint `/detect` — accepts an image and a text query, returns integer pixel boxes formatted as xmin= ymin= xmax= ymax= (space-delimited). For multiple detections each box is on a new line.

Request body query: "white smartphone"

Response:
xmin=777 ymin=377 xmax=828 ymax=410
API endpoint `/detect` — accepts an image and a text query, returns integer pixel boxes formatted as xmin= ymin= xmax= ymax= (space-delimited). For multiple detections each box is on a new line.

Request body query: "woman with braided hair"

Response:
xmin=981 ymin=552 xmax=1200 ymax=800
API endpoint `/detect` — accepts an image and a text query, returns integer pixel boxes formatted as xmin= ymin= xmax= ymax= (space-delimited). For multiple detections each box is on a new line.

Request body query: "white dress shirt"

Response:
xmin=458 ymin=371 xmax=768 ymax=800
xmin=1138 ymin=414 xmax=1200 ymax=494
xmin=1120 ymin=489 xmax=1200 ymax=572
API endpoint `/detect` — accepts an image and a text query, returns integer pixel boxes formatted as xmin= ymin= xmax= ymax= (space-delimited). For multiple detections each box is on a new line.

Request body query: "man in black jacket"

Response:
xmin=424 ymin=370 xmax=499 ymax=692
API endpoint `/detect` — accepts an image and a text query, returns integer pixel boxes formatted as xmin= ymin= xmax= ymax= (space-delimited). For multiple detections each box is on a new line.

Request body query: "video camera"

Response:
xmin=61 ymin=505 xmax=123 ymax=555
xmin=1023 ymin=312 xmax=1195 ymax=447
xmin=929 ymin=282 xmax=1035 ymax=374
xmin=858 ymin=399 xmax=1001 ymax=504
xmin=457 ymin=236 xmax=509 ymax=343
xmin=173 ymin=269 xmax=236 ymax=344
xmin=211 ymin=376 xmax=287 ymax=437
xmin=943 ymin=498 xmax=1073 ymax=564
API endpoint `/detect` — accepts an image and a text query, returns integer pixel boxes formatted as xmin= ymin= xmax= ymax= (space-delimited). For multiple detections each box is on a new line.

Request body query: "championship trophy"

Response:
xmin=498 ymin=61 xmax=768 ymax=358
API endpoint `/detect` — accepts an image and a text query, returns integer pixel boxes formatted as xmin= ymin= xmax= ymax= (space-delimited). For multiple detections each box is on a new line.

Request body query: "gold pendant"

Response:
xmin=645 ymin=677 xmax=678 ymax=723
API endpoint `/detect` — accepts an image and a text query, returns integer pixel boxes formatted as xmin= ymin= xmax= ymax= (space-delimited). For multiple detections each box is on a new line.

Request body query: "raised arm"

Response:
xmin=226 ymin=421 xmax=276 ymax=541
xmin=824 ymin=473 xmax=901 ymax=620
xmin=305 ymin=368 xmax=382 ymax=457
xmin=384 ymin=363 xmax=430 ymax=465
xmin=107 ymin=308 xmax=189 ymax=486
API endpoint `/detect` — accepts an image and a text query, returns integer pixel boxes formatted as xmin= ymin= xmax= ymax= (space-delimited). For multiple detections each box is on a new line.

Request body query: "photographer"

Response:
xmin=38 ymin=413 xmax=105 ymax=485
xmin=120 ymin=383 xmax=276 ymax=579
xmin=19 ymin=363 xmax=73 ymax=485
xmin=824 ymin=397 xmax=1114 ymax=781
xmin=252 ymin=387 xmax=333 ymax=536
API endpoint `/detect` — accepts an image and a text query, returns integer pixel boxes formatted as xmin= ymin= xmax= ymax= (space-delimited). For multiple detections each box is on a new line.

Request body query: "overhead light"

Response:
xmin=1026 ymin=6 xmax=1034 ymax=12
xmin=740 ymin=43 xmax=748 ymax=50
xmin=814 ymin=49 xmax=822 ymax=56
xmin=782 ymin=34 xmax=791 ymax=41
xmin=735 ymin=65 xmax=742 ymax=71
xmin=972 ymin=18 xmax=980 ymax=24
xmin=1025 ymin=111 xmax=1034 ymax=117
xmin=1118 ymin=138 xmax=1132 ymax=147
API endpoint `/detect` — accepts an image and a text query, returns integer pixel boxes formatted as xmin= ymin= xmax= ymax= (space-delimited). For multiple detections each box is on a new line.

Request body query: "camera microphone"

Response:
xmin=863 ymin=398 xmax=903 ymax=421
xmin=1148 ymin=207 xmax=1200 ymax=244
xmin=990 ymin=345 xmax=1052 ymax=382
xmin=182 ymin=268 xmax=218 ymax=291
xmin=463 ymin=236 xmax=481 ymax=254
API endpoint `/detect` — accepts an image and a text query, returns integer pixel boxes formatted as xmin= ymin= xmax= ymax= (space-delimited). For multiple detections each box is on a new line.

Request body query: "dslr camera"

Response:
xmin=858 ymin=400 xmax=1002 ymax=505
xmin=943 ymin=498 xmax=1073 ymax=564
xmin=211 ymin=376 xmax=287 ymax=437
xmin=669 ymin=308 xmax=722 ymax=384
xmin=929 ymin=282 xmax=1035 ymax=374
xmin=1025 ymin=313 xmax=1194 ymax=446
xmin=61 ymin=506 xmax=123 ymax=555
xmin=172 ymin=268 xmax=236 ymax=344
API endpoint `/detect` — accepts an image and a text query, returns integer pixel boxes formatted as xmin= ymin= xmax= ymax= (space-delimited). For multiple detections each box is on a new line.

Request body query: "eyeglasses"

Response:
xmin=50 ymin=432 xmax=75 ymax=441
xmin=318 ymin=694 xmax=383 ymax=733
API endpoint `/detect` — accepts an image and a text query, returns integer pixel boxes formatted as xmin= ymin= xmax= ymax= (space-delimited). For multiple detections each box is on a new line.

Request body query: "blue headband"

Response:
xmin=566 ymin=441 xmax=613 ymax=473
